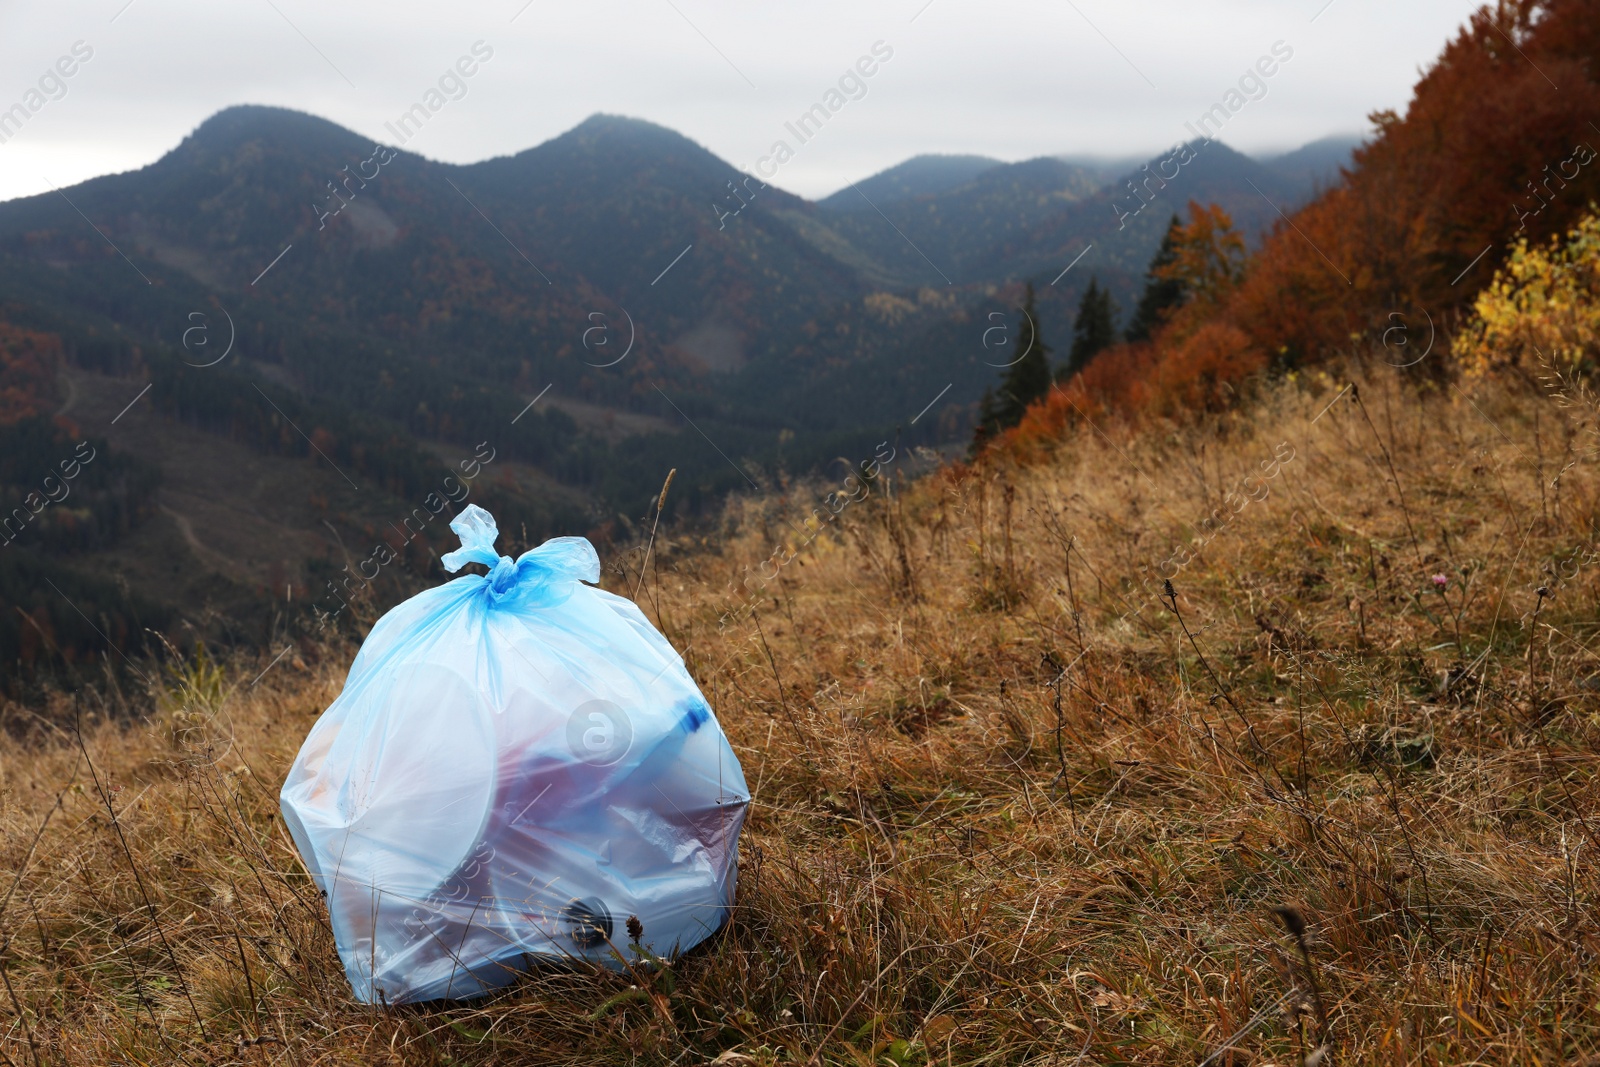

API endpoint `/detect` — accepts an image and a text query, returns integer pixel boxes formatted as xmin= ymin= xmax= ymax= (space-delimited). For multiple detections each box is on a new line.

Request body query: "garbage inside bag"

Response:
xmin=279 ymin=504 xmax=750 ymax=1003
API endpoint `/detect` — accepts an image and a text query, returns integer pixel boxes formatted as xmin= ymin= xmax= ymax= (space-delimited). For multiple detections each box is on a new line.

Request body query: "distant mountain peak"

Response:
xmin=554 ymin=112 xmax=713 ymax=154
xmin=818 ymin=153 xmax=1004 ymax=211
xmin=165 ymin=104 xmax=384 ymax=172
xmin=568 ymin=112 xmax=676 ymax=135
xmin=185 ymin=104 xmax=357 ymax=143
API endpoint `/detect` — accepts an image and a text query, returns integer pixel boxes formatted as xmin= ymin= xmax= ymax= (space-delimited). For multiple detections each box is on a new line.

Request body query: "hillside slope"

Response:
xmin=3 ymin=365 xmax=1596 ymax=1063
xmin=0 ymin=108 xmax=1347 ymax=688
xmin=815 ymin=153 xmax=1004 ymax=210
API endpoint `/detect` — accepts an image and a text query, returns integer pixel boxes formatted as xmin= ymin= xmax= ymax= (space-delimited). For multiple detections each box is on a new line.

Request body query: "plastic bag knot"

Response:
xmin=441 ymin=505 xmax=600 ymax=603
xmin=487 ymin=555 xmax=520 ymax=595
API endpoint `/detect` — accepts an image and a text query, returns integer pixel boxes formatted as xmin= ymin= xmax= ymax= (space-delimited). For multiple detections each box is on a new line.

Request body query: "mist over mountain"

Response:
xmin=0 ymin=104 xmax=1346 ymax=685
xmin=1257 ymin=133 xmax=1364 ymax=193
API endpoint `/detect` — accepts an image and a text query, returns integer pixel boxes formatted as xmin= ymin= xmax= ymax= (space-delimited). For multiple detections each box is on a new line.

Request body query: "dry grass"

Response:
xmin=4 ymin=359 xmax=1600 ymax=1064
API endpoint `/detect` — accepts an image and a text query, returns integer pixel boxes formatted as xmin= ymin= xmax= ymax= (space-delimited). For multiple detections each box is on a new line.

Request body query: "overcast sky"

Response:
xmin=0 ymin=0 xmax=1485 ymax=203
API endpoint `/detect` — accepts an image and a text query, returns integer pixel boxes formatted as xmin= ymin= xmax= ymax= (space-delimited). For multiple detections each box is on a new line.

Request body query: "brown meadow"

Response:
xmin=2 ymin=358 xmax=1598 ymax=1065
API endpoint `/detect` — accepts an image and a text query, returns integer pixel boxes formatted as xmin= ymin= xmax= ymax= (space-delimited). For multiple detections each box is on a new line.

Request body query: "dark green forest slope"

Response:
xmin=0 ymin=105 xmax=1348 ymax=687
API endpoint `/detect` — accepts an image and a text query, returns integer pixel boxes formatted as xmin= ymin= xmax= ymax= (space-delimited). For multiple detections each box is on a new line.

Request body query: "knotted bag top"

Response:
xmin=441 ymin=504 xmax=600 ymax=606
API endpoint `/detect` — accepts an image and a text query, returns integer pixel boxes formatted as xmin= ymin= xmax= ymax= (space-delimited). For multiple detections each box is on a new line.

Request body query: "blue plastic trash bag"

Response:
xmin=279 ymin=504 xmax=749 ymax=1003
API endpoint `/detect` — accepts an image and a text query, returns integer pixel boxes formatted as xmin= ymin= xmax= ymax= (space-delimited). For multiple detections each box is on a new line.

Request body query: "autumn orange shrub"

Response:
xmin=1002 ymin=341 xmax=1158 ymax=458
xmin=1150 ymin=321 xmax=1263 ymax=413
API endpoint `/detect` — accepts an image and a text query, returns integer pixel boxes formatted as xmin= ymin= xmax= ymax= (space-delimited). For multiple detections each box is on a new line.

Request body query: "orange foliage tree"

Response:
xmin=1227 ymin=0 xmax=1600 ymax=367
xmin=1004 ymin=202 xmax=1260 ymax=453
xmin=1000 ymin=0 xmax=1600 ymax=462
xmin=1156 ymin=202 xmax=1246 ymax=314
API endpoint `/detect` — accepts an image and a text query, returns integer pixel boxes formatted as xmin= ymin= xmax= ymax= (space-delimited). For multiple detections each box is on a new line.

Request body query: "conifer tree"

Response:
xmin=1060 ymin=277 xmax=1116 ymax=380
xmin=1125 ymin=214 xmax=1186 ymax=342
xmin=971 ymin=283 xmax=1050 ymax=453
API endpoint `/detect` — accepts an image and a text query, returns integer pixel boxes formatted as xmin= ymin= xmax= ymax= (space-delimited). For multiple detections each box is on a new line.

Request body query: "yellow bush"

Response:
xmin=1454 ymin=208 xmax=1600 ymax=377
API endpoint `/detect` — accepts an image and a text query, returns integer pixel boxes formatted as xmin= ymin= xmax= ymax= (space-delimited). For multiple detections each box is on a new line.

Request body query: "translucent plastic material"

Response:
xmin=280 ymin=505 xmax=749 ymax=1004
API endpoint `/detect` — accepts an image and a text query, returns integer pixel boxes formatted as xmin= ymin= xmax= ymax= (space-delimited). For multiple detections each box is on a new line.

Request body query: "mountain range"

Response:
xmin=0 ymin=106 xmax=1358 ymax=686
